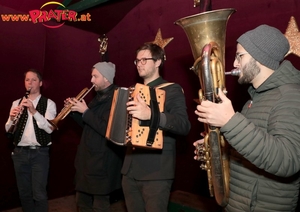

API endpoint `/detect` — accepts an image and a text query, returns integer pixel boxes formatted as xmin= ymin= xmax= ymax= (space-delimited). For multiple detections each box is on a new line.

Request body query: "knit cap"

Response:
xmin=237 ymin=24 xmax=289 ymax=70
xmin=93 ymin=62 xmax=116 ymax=83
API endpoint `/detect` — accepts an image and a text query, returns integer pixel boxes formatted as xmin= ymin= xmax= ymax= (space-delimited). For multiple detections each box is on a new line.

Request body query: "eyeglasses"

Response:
xmin=134 ymin=58 xmax=156 ymax=65
xmin=235 ymin=52 xmax=248 ymax=62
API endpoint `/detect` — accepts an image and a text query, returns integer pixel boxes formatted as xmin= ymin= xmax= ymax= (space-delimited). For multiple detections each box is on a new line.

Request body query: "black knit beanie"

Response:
xmin=237 ymin=24 xmax=290 ymax=70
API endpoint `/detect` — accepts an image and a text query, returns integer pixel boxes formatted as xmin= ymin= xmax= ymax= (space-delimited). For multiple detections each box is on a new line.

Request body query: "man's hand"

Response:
xmin=22 ymin=99 xmax=37 ymax=115
xmin=10 ymin=106 xmax=23 ymax=121
xmin=193 ymin=138 xmax=205 ymax=161
xmin=69 ymin=98 xmax=88 ymax=113
xmin=195 ymin=89 xmax=235 ymax=127
xmin=64 ymin=97 xmax=72 ymax=108
xmin=127 ymin=94 xmax=151 ymax=120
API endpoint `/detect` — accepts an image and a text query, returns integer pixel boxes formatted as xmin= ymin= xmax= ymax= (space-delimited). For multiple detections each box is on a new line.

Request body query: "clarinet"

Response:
xmin=6 ymin=89 xmax=31 ymax=137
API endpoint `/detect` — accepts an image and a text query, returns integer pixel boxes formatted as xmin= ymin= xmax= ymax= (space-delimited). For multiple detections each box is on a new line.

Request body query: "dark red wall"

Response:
xmin=0 ymin=5 xmax=100 ymax=210
xmin=1 ymin=0 xmax=300 ymax=210
xmin=107 ymin=0 xmax=300 ymax=198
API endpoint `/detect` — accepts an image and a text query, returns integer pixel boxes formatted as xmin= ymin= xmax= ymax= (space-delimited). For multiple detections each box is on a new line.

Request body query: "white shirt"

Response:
xmin=5 ymin=95 xmax=57 ymax=146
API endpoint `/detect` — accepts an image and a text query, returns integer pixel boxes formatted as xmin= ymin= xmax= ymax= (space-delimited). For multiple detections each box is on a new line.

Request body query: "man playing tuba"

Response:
xmin=194 ymin=25 xmax=300 ymax=211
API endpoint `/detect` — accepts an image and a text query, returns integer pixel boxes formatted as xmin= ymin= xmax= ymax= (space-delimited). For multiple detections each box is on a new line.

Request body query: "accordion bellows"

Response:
xmin=106 ymin=83 xmax=165 ymax=149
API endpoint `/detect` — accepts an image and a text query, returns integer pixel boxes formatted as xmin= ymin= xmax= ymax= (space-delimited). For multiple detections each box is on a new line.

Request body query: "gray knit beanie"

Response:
xmin=237 ymin=24 xmax=289 ymax=70
xmin=93 ymin=62 xmax=116 ymax=83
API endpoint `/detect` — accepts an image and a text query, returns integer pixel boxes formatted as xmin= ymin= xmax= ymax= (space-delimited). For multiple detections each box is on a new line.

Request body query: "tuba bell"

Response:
xmin=175 ymin=8 xmax=235 ymax=207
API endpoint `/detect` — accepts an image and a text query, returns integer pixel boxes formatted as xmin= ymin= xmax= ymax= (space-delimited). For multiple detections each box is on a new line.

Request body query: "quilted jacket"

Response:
xmin=221 ymin=60 xmax=300 ymax=212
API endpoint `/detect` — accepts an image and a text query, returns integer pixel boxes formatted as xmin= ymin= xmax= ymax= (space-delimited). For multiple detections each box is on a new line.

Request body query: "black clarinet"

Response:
xmin=6 ymin=89 xmax=31 ymax=138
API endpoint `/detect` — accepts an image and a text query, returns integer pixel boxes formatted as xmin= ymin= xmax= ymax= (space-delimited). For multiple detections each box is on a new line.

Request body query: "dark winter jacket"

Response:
xmin=73 ymin=84 xmax=124 ymax=195
xmin=222 ymin=61 xmax=300 ymax=212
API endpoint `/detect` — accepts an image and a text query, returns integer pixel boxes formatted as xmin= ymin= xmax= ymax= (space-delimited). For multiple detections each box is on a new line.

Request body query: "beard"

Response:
xmin=238 ymin=58 xmax=260 ymax=84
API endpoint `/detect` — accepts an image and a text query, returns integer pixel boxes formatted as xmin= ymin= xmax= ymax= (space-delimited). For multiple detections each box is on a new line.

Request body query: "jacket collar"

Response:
xmin=249 ymin=60 xmax=300 ymax=96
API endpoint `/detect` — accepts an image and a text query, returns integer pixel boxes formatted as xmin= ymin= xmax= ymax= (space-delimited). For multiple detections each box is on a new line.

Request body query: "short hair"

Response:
xmin=24 ymin=69 xmax=43 ymax=81
xmin=136 ymin=43 xmax=165 ymax=70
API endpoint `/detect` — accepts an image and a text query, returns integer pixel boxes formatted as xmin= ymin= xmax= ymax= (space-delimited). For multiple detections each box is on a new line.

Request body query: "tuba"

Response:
xmin=175 ymin=8 xmax=235 ymax=207
xmin=48 ymin=85 xmax=95 ymax=130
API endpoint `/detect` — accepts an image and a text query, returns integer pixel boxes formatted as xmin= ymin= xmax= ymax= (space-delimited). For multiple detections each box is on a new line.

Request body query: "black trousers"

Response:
xmin=76 ymin=191 xmax=110 ymax=212
xmin=12 ymin=147 xmax=50 ymax=212
xmin=122 ymin=173 xmax=173 ymax=212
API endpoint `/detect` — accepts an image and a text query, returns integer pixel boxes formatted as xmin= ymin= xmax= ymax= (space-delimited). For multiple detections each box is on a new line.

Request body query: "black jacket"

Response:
xmin=121 ymin=77 xmax=191 ymax=180
xmin=73 ymin=84 xmax=124 ymax=195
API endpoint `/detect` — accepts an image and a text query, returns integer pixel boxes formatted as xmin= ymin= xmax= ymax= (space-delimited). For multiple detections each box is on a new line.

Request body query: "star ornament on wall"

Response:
xmin=284 ymin=16 xmax=300 ymax=57
xmin=146 ymin=28 xmax=174 ymax=60
xmin=151 ymin=28 xmax=174 ymax=49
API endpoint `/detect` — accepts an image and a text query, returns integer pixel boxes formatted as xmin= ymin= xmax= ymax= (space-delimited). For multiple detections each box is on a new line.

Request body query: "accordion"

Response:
xmin=106 ymin=83 xmax=165 ymax=149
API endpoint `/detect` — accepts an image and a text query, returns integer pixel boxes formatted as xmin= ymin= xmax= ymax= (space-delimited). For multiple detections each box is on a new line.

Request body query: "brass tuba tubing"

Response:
xmin=175 ymin=8 xmax=236 ymax=207
xmin=48 ymin=84 xmax=95 ymax=130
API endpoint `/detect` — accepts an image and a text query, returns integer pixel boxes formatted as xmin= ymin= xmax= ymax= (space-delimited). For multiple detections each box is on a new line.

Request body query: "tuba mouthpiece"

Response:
xmin=225 ymin=69 xmax=240 ymax=76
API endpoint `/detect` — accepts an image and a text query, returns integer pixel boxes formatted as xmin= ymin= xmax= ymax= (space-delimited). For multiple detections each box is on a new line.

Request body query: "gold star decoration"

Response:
xmin=284 ymin=16 xmax=300 ymax=57
xmin=146 ymin=28 xmax=174 ymax=60
xmin=147 ymin=28 xmax=174 ymax=49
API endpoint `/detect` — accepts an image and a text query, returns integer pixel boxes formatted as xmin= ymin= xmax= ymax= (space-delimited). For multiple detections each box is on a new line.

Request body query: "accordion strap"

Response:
xmin=146 ymin=87 xmax=160 ymax=146
xmin=146 ymin=82 xmax=175 ymax=146
xmin=156 ymin=82 xmax=174 ymax=89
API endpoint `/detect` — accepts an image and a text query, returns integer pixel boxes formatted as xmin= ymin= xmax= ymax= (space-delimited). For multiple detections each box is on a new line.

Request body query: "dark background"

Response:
xmin=1 ymin=0 xmax=300 ymax=210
